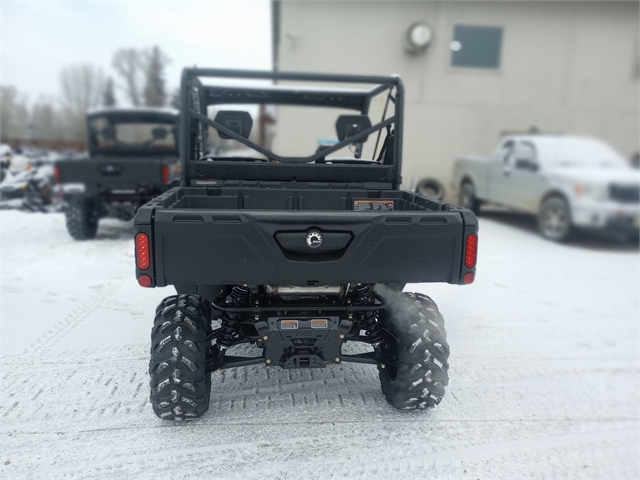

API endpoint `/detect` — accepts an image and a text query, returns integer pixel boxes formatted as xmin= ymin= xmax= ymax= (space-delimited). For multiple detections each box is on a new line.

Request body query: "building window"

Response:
xmin=450 ymin=25 xmax=503 ymax=69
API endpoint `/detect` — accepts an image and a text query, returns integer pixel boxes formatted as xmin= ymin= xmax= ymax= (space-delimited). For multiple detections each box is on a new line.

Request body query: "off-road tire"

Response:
xmin=65 ymin=198 xmax=98 ymax=240
xmin=150 ymin=294 xmax=212 ymax=420
xmin=459 ymin=181 xmax=480 ymax=215
xmin=538 ymin=195 xmax=572 ymax=242
xmin=378 ymin=292 xmax=449 ymax=410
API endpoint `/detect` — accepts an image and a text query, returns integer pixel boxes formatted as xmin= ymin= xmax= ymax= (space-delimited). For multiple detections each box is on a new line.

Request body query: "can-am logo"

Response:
xmin=306 ymin=231 xmax=323 ymax=249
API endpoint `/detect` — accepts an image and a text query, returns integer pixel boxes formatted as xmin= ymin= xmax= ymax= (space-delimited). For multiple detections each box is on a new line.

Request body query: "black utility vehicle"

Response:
xmin=134 ymin=69 xmax=478 ymax=420
xmin=55 ymin=108 xmax=180 ymax=239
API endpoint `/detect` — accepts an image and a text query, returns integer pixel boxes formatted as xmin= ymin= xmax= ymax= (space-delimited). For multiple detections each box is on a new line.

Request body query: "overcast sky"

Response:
xmin=1 ymin=1 xmax=271 ymax=103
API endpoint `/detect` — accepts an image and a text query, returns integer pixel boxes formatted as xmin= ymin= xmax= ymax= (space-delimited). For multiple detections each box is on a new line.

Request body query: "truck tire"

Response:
xmin=378 ymin=292 xmax=449 ymax=410
xmin=65 ymin=198 xmax=98 ymax=240
xmin=459 ymin=181 xmax=480 ymax=215
xmin=150 ymin=294 xmax=212 ymax=420
xmin=538 ymin=196 xmax=572 ymax=242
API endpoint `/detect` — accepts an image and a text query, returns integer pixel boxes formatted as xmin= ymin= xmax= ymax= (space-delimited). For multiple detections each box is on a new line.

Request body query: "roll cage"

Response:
xmin=179 ymin=69 xmax=404 ymax=188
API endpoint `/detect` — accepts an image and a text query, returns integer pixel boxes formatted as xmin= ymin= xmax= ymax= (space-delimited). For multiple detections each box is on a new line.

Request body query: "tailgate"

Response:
xmin=57 ymin=158 xmax=166 ymax=193
xmin=137 ymin=209 xmax=477 ymax=286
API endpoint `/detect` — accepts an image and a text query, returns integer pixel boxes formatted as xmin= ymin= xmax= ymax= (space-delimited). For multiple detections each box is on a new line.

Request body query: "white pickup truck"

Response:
xmin=452 ymin=135 xmax=640 ymax=241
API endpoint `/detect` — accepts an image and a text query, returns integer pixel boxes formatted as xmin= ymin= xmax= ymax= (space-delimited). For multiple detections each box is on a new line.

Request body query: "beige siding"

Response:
xmin=276 ymin=1 xmax=639 ymax=195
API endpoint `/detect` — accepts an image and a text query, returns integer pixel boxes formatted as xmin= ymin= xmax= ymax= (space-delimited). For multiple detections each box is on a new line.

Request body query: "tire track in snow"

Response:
xmin=21 ymin=275 xmax=128 ymax=358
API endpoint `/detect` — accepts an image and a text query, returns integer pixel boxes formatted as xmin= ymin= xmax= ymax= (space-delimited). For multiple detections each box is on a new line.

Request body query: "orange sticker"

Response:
xmin=280 ymin=319 xmax=299 ymax=330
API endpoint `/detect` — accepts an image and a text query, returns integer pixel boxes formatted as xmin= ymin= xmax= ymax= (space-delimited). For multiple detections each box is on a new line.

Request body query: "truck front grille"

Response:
xmin=609 ymin=184 xmax=640 ymax=203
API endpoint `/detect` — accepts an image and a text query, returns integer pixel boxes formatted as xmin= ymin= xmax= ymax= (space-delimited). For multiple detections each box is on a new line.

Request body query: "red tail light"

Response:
xmin=464 ymin=233 xmax=478 ymax=268
xmin=135 ymin=233 xmax=150 ymax=270
xmin=138 ymin=275 xmax=152 ymax=287
xmin=54 ymin=165 xmax=60 ymax=184
xmin=161 ymin=165 xmax=169 ymax=185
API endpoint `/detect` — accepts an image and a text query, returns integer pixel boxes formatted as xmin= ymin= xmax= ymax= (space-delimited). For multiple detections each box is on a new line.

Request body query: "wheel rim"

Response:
xmin=460 ymin=184 xmax=474 ymax=209
xmin=542 ymin=203 xmax=569 ymax=238
xmin=380 ymin=329 xmax=399 ymax=382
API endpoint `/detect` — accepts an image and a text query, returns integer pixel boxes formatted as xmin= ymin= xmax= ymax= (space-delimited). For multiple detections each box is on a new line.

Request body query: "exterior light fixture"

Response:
xmin=406 ymin=22 xmax=432 ymax=53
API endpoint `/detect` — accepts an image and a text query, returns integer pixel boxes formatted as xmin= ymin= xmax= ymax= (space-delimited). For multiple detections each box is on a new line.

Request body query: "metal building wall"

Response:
xmin=274 ymin=1 xmax=639 ymax=196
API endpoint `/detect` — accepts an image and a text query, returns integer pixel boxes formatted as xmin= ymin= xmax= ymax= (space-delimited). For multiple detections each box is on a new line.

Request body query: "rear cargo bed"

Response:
xmin=136 ymin=186 xmax=476 ymax=287
xmin=57 ymin=157 xmax=168 ymax=194
xmin=141 ymin=185 xmax=451 ymax=212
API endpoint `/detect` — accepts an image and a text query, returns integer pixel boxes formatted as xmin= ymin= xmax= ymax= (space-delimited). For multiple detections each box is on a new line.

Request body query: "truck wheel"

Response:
xmin=378 ymin=292 xmax=449 ymax=410
xmin=65 ymin=198 xmax=98 ymax=240
xmin=538 ymin=196 xmax=572 ymax=242
xmin=150 ymin=294 xmax=212 ymax=420
xmin=459 ymin=181 xmax=480 ymax=215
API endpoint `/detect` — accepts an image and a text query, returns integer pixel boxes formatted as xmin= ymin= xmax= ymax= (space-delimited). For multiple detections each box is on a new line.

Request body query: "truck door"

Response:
xmin=488 ymin=139 xmax=514 ymax=204
xmin=502 ymin=141 xmax=547 ymax=213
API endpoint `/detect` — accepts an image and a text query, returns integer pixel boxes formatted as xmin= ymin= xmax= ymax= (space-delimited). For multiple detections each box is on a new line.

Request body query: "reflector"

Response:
xmin=464 ymin=233 xmax=478 ymax=268
xmin=138 ymin=275 xmax=152 ymax=287
xmin=135 ymin=233 xmax=150 ymax=270
xmin=162 ymin=165 xmax=169 ymax=185
xmin=462 ymin=272 xmax=475 ymax=284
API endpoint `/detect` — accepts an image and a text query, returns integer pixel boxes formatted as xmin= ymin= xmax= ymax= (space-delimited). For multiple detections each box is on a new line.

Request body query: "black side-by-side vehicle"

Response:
xmin=55 ymin=108 xmax=180 ymax=239
xmin=134 ymin=69 xmax=479 ymax=420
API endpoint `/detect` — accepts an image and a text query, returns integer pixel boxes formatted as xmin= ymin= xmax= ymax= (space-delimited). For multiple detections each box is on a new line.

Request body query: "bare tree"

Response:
xmin=143 ymin=46 xmax=170 ymax=107
xmin=112 ymin=48 xmax=144 ymax=106
xmin=59 ymin=64 xmax=105 ymax=140
xmin=32 ymin=96 xmax=64 ymax=140
xmin=169 ymin=87 xmax=181 ymax=110
xmin=0 ymin=85 xmax=29 ymax=140
xmin=103 ymin=77 xmax=117 ymax=107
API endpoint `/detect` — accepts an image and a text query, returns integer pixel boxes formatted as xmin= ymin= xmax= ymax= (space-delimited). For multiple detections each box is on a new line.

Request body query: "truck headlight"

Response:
xmin=574 ymin=183 xmax=607 ymax=201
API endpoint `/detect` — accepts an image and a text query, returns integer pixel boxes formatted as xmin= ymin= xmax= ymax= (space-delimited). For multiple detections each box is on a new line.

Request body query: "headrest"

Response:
xmin=214 ymin=111 xmax=253 ymax=139
xmin=335 ymin=115 xmax=372 ymax=143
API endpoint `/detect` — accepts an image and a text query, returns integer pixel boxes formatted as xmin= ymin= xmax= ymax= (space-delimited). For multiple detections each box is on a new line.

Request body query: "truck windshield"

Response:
xmin=89 ymin=116 xmax=177 ymax=153
xmin=547 ymin=138 xmax=627 ymax=168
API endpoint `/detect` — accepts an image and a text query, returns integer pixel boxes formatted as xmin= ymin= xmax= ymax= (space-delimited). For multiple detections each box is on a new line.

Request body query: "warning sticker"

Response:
xmin=280 ymin=319 xmax=299 ymax=330
xmin=310 ymin=319 xmax=329 ymax=329
xmin=354 ymin=200 xmax=394 ymax=211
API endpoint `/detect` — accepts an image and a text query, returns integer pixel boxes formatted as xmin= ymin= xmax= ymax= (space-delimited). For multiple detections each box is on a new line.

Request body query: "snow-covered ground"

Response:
xmin=1 ymin=209 xmax=638 ymax=479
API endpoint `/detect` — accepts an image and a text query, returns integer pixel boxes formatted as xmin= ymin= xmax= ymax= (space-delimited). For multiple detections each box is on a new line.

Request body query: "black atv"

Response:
xmin=55 ymin=108 xmax=180 ymax=239
xmin=134 ymin=69 xmax=478 ymax=420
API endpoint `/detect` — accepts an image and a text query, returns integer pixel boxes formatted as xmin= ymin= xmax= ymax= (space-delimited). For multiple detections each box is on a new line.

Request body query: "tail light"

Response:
xmin=135 ymin=232 xmax=150 ymax=270
xmin=161 ymin=165 xmax=169 ymax=185
xmin=464 ymin=233 xmax=478 ymax=268
xmin=54 ymin=165 xmax=60 ymax=184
